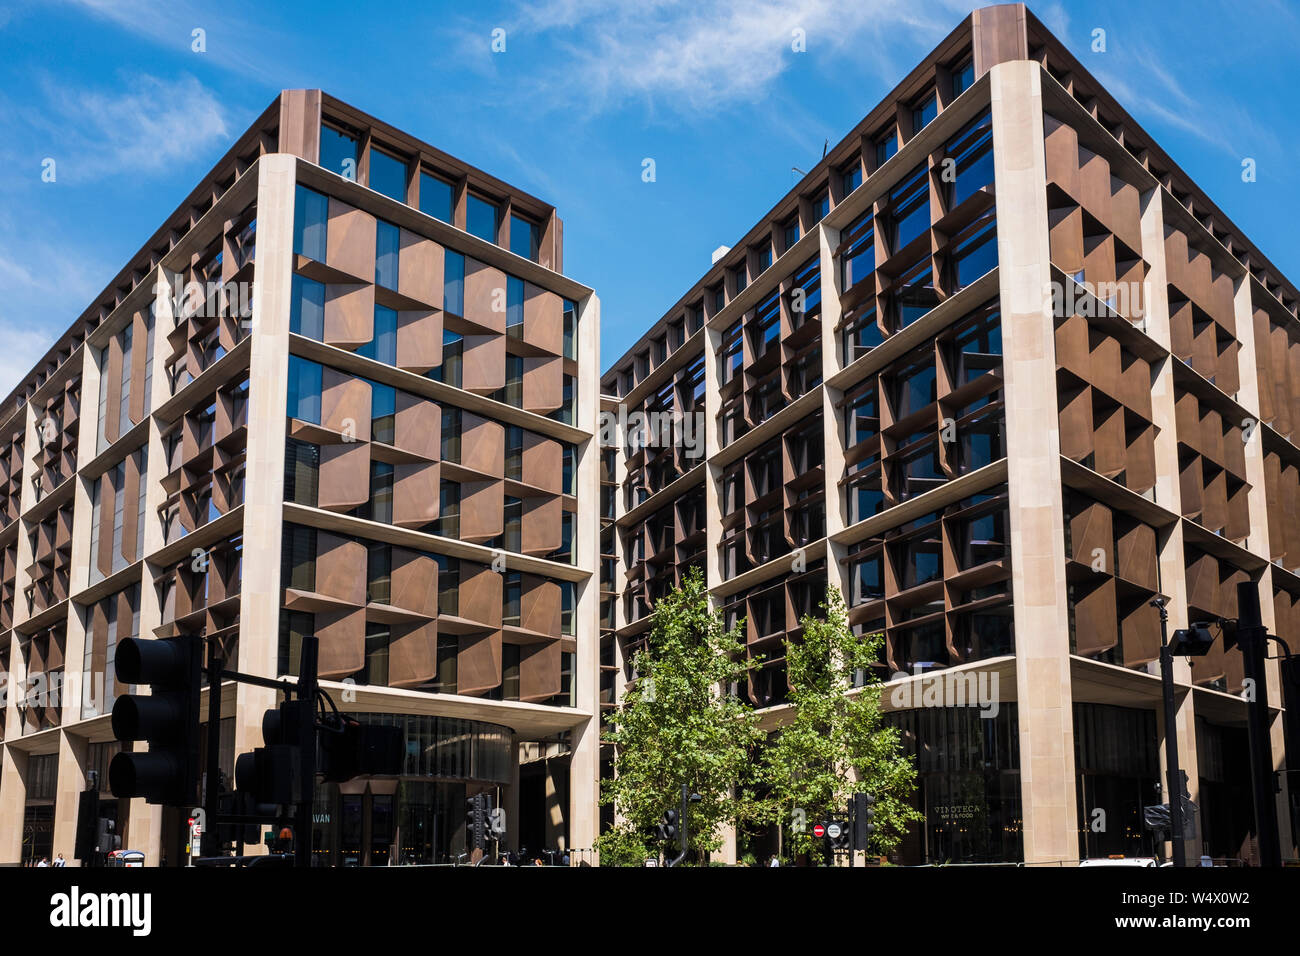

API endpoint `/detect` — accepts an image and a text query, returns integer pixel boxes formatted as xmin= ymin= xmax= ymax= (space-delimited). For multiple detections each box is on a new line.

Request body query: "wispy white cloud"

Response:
xmin=2 ymin=71 xmax=229 ymax=182
xmin=0 ymin=231 xmax=110 ymax=397
xmin=48 ymin=0 xmax=284 ymax=81
xmin=1090 ymin=49 xmax=1279 ymax=162
xmin=482 ymin=0 xmax=970 ymax=115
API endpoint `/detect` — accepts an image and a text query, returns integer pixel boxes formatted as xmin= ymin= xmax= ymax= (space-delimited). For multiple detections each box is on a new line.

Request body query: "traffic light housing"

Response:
xmin=656 ymin=808 xmax=678 ymax=844
xmin=853 ymin=792 xmax=876 ymax=850
xmin=829 ymin=821 xmax=851 ymax=851
xmin=97 ymin=818 xmax=121 ymax=855
xmin=108 ymin=635 xmax=203 ymax=805
xmin=74 ymin=789 xmax=100 ymax=863
xmin=234 ymin=699 xmax=310 ymax=806
xmin=319 ymin=715 xmax=405 ymax=783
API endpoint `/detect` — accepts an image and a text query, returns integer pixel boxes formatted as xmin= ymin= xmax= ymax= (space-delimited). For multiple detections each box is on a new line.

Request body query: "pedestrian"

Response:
xmin=37 ymin=857 xmax=49 ymax=868
xmin=768 ymin=854 xmax=780 ymax=868
xmin=53 ymin=854 xmax=66 ymax=867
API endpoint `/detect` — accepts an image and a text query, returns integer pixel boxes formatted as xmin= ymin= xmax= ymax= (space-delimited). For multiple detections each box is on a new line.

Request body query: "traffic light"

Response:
xmin=108 ymin=635 xmax=203 ymax=805
xmin=829 ymin=821 xmax=851 ymax=852
xmin=853 ymin=792 xmax=876 ymax=850
xmin=234 ymin=699 xmax=310 ymax=806
xmin=465 ymin=793 xmax=487 ymax=851
xmin=268 ymin=826 xmax=294 ymax=853
xmin=97 ymin=818 xmax=121 ymax=855
xmin=319 ymin=715 xmax=404 ymax=783
xmin=74 ymin=789 xmax=100 ymax=863
xmin=656 ymin=808 xmax=678 ymax=844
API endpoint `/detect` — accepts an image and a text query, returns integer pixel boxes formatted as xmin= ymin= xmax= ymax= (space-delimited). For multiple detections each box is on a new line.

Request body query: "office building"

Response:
xmin=600 ymin=4 xmax=1300 ymax=864
xmin=0 ymin=90 xmax=602 ymax=865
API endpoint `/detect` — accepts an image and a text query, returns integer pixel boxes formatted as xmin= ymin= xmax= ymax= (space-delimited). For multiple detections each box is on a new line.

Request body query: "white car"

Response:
xmin=1078 ymin=857 xmax=1161 ymax=867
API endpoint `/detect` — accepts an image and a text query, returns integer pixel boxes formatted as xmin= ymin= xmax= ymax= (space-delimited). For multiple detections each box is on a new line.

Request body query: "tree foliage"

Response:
xmin=596 ymin=567 xmax=762 ymax=863
xmin=755 ymin=586 xmax=922 ymax=861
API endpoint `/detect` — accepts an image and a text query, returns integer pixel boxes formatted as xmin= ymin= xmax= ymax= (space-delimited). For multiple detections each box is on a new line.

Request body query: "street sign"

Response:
xmin=827 ymin=822 xmax=842 ymax=839
xmin=812 ymin=823 xmax=826 ymax=838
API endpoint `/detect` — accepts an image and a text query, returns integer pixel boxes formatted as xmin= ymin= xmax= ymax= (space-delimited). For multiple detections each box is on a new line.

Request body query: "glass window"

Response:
xmin=369 ymin=147 xmax=408 ymax=202
xmin=369 ymin=462 xmax=394 ymax=523
xmin=912 ymin=92 xmax=938 ymax=134
xmin=501 ymin=355 xmax=524 ymax=407
xmin=563 ymin=299 xmax=578 ymax=360
xmin=846 ymin=386 xmax=879 ymax=449
xmin=885 ymin=163 xmax=931 ymax=254
xmin=419 ymin=171 xmax=454 ymax=223
xmin=952 ymin=60 xmax=975 ymax=97
xmin=438 ymin=480 xmax=460 ymax=537
xmin=293 ymin=185 xmax=328 ymax=260
xmin=751 ymin=290 xmax=781 ymax=358
xmin=783 ymin=218 xmax=800 ymax=252
xmin=502 ymin=644 xmax=521 ymax=700
xmin=467 ymin=193 xmax=499 ymax=243
xmin=811 ymin=190 xmax=830 ymax=222
xmin=550 ymin=374 xmax=576 ymax=425
xmin=503 ymin=497 xmax=522 ymax=552
xmin=890 ymin=258 xmax=939 ymax=329
xmin=290 ymin=274 xmax=324 ymax=340
xmin=550 ymin=511 xmax=574 ymax=564
xmin=950 ymin=306 xmax=1003 ymax=385
xmin=433 ymin=635 xmax=458 ymax=692
xmin=443 ymin=250 xmax=465 ymax=315
xmin=720 ymin=320 xmax=743 ymax=385
xmin=437 ymin=331 xmax=463 ymax=387
xmin=842 ymin=162 xmax=863 ymax=195
xmin=894 ymin=526 xmax=943 ymax=589
xmin=949 ymin=214 xmax=998 ymax=290
xmin=284 ymin=438 xmax=319 ymax=506
xmin=733 ymin=265 xmax=748 ymax=294
xmin=892 ymin=356 xmax=937 ymax=419
xmin=506 ymin=276 xmax=524 ymax=337
xmin=375 ymin=220 xmax=400 ymax=289
xmin=286 ymin=356 xmax=322 ymax=423
xmin=840 ymin=209 xmax=875 ymax=291
xmin=874 ymin=131 xmax=897 ymax=167
xmin=505 ymin=426 xmax=523 ymax=480
xmin=510 ymin=214 xmax=540 ymax=261
xmin=502 ymin=573 xmax=522 ymax=627
xmin=360 ymin=305 xmax=398 ymax=365
xmin=320 ymin=123 xmax=360 ymax=179
xmin=371 ymin=382 xmax=396 ymax=445
xmin=945 ymin=111 xmax=995 ymax=210
xmin=281 ymin=524 xmax=318 ymax=591
xmin=561 ymin=582 xmax=575 ymax=636
xmin=367 ymin=544 xmax=392 ymax=604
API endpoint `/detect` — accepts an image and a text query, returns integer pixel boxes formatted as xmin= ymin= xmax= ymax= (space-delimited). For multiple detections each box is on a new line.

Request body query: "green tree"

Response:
xmin=596 ymin=567 xmax=762 ymax=864
xmin=756 ymin=586 xmax=921 ymax=862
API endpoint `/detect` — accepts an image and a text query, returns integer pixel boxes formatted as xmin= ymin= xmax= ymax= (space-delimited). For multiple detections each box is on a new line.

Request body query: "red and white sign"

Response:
xmin=812 ymin=823 xmax=826 ymax=838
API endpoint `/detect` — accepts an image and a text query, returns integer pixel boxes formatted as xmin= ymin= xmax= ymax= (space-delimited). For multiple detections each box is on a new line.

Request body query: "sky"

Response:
xmin=0 ymin=0 xmax=1297 ymax=390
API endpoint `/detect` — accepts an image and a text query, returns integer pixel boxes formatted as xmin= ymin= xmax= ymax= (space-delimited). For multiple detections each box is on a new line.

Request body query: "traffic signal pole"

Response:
xmin=1153 ymin=598 xmax=1186 ymax=867
xmin=203 ymin=638 xmax=223 ymax=858
xmin=1236 ymin=583 xmax=1282 ymax=868
xmin=294 ymin=637 xmax=319 ymax=869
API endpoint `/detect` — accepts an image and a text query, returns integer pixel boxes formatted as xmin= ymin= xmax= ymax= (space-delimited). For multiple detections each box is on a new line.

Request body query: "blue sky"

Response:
xmin=0 ymin=0 xmax=1297 ymax=391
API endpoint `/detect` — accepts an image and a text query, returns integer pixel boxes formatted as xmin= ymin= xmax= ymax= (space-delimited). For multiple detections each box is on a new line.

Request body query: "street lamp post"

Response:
xmin=1152 ymin=596 xmax=1186 ymax=867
